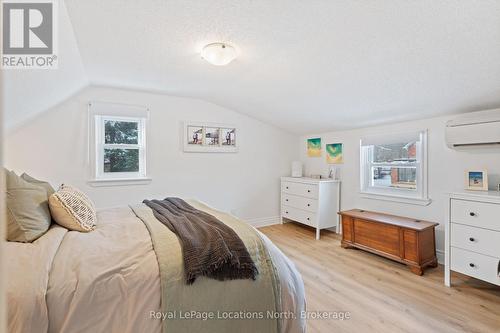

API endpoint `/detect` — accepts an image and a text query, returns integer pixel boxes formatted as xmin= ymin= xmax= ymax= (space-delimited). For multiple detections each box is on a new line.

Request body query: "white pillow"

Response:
xmin=49 ymin=184 xmax=96 ymax=232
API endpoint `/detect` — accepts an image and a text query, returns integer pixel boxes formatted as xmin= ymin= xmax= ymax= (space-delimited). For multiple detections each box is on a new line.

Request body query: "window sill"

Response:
xmin=360 ymin=191 xmax=432 ymax=206
xmin=88 ymin=177 xmax=152 ymax=187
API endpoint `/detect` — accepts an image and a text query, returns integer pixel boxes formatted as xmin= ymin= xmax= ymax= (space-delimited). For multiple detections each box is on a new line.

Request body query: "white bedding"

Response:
xmin=6 ymin=205 xmax=305 ymax=333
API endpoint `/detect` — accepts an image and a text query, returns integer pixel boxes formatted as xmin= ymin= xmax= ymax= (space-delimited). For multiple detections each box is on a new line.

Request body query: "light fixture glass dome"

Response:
xmin=201 ymin=43 xmax=237 ymax=66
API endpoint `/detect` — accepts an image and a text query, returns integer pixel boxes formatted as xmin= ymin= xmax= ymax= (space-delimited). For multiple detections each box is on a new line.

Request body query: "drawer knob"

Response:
xmin=285 ymin=211 xmax=288 ymax=214
xmin=307 ymin=190 xmax=311 ymax=193
xmin=286 ymin=187 xmax=289 ymax=189
xmin=307 ymin=217 xmax=310 ymax=221
xmin=469 ymin=212 xmax=476 ymax=217
xmin=285 ymin=199 xmax=289 ymax=202
xmin=469 ymin=237 xmax=475 ymax=242
xmin=307 ymin=204 xmax=310 ymax=207
xmin=469 ymin=263 xmax=475 ymax=268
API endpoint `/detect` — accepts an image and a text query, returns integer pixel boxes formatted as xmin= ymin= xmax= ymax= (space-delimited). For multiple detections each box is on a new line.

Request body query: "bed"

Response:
xmin=6 ymin=199 xmax=306 ymax=333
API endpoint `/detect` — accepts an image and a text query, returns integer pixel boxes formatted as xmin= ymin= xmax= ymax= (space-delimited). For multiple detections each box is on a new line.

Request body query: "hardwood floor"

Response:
xmin=259 ymin=222 xmax=500 ymax=333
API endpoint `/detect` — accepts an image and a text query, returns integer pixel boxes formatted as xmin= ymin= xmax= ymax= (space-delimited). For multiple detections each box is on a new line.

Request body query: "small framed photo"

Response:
xmin=221 ymin=128 xmax=236 ymax=146
xmin=465 ymin=170 xmax=488 ymax=191
xmin=186 ymin=126 xmax=203 ymax=145
xmin=204 ymin=127 xmax=220 ymax=146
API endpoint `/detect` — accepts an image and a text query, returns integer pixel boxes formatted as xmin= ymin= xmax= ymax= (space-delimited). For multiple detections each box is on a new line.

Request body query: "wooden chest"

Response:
xmin=339 ymin=209 xmax=439 ymax=275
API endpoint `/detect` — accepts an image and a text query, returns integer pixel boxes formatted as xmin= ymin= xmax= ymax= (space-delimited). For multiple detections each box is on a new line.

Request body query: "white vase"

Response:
xmin=291 ymin=161 xmax=303 ymax=177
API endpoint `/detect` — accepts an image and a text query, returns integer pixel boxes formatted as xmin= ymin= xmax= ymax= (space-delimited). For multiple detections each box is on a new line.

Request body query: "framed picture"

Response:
xmin=204 ymin=127 xmax=220 ymax=146
xmin=186 ymin=125 xmax=203 ymax=145
xmin=307 ymin=138 xmax=321 ymax=157
xmin=221 ymin=128 xmax=236 ymax=146
xmin=326 ymin=143 xmax=343 ymax=164
xmin=183 ymin=122 xmax=238 ymax=153
xmin=465 ymin=170 xmax=488 ymax=191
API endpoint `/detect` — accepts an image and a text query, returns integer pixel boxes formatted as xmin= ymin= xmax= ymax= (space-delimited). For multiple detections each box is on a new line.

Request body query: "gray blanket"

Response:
xmin=143 ymin=197 xmax=258 ymax=284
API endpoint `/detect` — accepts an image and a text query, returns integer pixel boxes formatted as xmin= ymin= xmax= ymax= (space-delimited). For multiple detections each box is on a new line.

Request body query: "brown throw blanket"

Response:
xmin=143 ymin=198 xmax=258 ymax=284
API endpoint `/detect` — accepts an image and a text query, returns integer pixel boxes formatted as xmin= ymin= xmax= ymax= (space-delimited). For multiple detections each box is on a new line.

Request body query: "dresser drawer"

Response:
xmin=451 ymin=199 xmax=500 ymax=231
xmin=451 ymin=223 xmax=500 ymax=258
xmin=282 ymin=206 xmax=316 ymax=227
xmin=282 ymin=181 xmax=318 ymax=199
xmin=451 ymin=247 xmax=500 ymax=286
xmin=282 ymin=194 xmax=318 ymax=213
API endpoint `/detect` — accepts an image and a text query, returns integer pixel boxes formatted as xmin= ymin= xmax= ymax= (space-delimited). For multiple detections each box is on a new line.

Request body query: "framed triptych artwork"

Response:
xmin=183 ymin=122 xmax=237 ymax=153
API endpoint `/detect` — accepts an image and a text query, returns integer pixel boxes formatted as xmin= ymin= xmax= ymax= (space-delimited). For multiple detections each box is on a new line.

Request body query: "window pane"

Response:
xmin=373 ymin=141 xmax=417 ymax=163
xmin=105 ymin=120 xmax=138 ymax=144
xmin=104 ymin=148 xmax=139 ymax=172
xmin=372 ymin=167 xmax=416 ymax=189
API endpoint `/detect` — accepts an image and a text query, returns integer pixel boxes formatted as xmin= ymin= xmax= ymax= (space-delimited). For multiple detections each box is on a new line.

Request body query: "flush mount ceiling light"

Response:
xmin=201 ymin=42 xmax=237 ymax=66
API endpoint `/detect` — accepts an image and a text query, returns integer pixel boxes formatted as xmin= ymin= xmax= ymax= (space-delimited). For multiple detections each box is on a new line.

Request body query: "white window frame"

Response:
xmin=360 ymin=130 xmax=431 ymax=206
xmin=88 ymin=102 xmax=151 ymax=187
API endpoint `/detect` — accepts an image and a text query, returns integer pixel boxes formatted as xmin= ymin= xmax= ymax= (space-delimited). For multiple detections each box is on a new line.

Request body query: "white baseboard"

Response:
xmin=245 ymin=216 xmax=281 ymax=228
xmin=436 ymin=249 xmax=445 ymax=265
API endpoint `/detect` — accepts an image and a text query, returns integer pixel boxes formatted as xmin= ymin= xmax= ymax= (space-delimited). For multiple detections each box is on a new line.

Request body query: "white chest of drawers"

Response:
xmin=445 ymin=191 xmax=500 ymax=287
xmin=281 ymin=177 xmax=341 ymax=239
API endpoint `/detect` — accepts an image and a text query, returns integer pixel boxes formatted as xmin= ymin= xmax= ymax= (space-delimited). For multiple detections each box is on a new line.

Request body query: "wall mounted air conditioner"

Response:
xmin=445 ymin=108 xmax=500 ymax=148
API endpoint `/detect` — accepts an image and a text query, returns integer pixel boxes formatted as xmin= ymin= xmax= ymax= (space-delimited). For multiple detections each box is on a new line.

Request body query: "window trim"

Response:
xmin=359 ymin=130 xmax=431 ymax=206
xmin=88 ymin=102 xmax=151 ymax=187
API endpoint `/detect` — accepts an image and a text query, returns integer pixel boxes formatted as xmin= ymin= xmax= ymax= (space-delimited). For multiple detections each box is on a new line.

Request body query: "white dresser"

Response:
xmin=445 ymin=191 xmax=500 ymax=287
xmin=281 ymin=177 xmax=341 ymax=240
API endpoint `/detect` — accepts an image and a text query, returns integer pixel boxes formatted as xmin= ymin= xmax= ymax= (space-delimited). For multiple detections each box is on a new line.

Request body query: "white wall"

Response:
xmin=300 ymin=114 xmax=500 ymax=261
xmin=5 ymin=86 xmax=298 ymax=224
xmin=3 ymin=0 xmax=87 ymax=129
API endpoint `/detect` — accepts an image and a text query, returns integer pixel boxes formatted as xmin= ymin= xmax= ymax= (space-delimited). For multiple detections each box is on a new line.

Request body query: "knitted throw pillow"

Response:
xmin=49 ymin=184 xmax=96 ymax=232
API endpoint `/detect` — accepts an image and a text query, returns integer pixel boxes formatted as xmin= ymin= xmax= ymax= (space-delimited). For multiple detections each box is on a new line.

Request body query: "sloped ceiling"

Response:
xmin=5 ymin=1 xmax=500 ymax=133
xmin=3 ymin=0 xmax=87 ymax=130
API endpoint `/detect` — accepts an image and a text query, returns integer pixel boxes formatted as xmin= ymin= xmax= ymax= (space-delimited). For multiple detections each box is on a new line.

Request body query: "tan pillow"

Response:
xmin=49 ymin=184 xmax=96 ymax=232
xmin=5 ymin=170 xmax=52 ymax=242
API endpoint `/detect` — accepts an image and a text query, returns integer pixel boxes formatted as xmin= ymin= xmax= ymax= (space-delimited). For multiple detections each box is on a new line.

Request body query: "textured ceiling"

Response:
xmin=6 ymin=1 xmax=500 ymax=134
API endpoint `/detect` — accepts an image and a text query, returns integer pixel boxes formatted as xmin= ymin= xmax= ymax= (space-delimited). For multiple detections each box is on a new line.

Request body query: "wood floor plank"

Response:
xmin=259 ymin=222 xmax=500 ymax=333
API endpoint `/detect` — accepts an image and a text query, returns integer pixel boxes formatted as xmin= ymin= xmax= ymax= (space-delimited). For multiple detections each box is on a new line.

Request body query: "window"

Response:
xmin=89 ymin=102 xmax=150 ymax=186
xmin=360 ymin=130 xmax=429 ymax=205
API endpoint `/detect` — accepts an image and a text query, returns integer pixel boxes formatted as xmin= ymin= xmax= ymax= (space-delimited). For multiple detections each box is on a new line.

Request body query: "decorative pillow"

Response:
xmin=21 ymin=173 xmax=55 ymax=196
xmin=49 ymin=184 xmax=96 ymax=232
xmin=5 ymin=170 xmax=52 ymax=242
